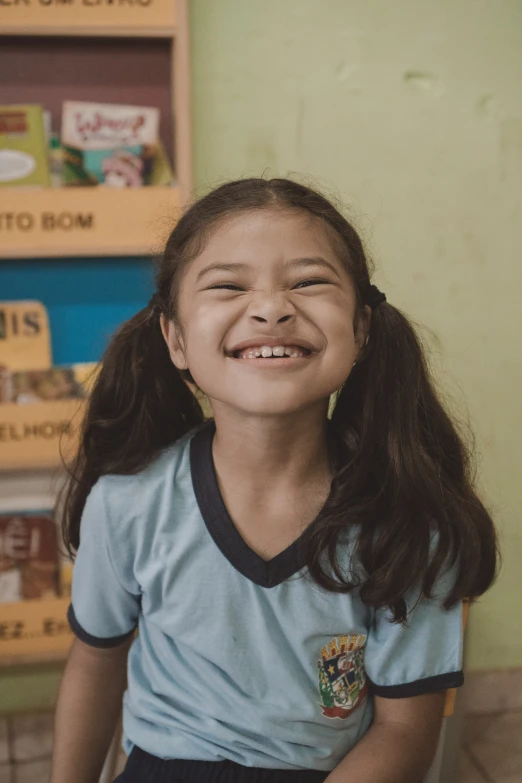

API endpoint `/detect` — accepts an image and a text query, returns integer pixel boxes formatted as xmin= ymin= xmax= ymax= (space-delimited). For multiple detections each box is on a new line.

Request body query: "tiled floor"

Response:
xmin=1 ymin=709 xmax=522 ymax=781
xmin=458 ymin=710 xmax=522 ymax=783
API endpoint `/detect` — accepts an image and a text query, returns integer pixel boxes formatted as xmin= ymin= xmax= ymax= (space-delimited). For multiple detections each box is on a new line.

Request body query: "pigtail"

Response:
xmin=60 ymin=303 xmax=203 ymax=555
xmin=308 ymin=300 xmax=498 ymax=621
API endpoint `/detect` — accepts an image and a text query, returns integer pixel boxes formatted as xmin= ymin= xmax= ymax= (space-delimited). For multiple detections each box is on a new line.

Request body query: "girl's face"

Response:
xmin=162 ymin=208 xmax=369 ymax=418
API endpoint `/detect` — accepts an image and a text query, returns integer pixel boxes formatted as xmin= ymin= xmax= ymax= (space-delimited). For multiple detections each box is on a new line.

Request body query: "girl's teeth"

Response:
xmin=237 ymin=344 xmax=307 ymax=358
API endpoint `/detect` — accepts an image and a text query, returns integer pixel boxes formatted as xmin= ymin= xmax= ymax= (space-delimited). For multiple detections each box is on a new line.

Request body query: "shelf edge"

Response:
xmin=0 ymin=25 xmax=176 ymax=38
xmin=0 ymin=245 xmax=161 ymax=260
xmin=0 ymin=650 xmax=69 ymax=668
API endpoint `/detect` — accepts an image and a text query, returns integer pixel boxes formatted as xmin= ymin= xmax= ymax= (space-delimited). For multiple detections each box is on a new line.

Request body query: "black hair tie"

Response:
xmin=148 ymin=293 xmax=164 ymax=313
xmin=365 ymin=284 xmax=387 ymax=310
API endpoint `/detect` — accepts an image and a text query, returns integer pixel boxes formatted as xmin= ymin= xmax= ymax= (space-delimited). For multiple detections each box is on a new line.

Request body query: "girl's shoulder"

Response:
xmin=90 ymin=426 xmax=199 ymax=531
xmin=109 ymin=425 xmax=199 ymax=481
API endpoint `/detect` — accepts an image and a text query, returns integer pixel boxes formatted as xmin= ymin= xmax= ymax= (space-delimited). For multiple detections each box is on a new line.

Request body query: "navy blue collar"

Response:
xmin=190 ymin=422 xmax=325 ymax=588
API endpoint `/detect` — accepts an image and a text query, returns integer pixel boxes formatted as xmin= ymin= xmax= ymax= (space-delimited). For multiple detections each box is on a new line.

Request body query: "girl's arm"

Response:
xmin=324 ymin=692 xmax=445 ymax=783
xmin=51 ymin=636 xmax=132 ymax=783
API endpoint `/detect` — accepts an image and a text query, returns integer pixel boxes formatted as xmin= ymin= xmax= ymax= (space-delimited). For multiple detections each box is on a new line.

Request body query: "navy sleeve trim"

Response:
xmin=367 ymin=670 xmax=464 ymax=698
xmin=67 ymin=604 xmax=136 ymax=649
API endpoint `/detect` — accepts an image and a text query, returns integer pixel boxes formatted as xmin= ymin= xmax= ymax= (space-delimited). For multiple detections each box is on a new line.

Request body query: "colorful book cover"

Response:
xmin=0 ymin=105 xmax=51 ymax=188
xmin=61 ymin=100 xmax=160 ymax=187
xmin=0 ymin=512 xmax=60 ymax=604
xmin=150 ymin=138 xmax=175 ymax=186
xmin=0 ymin=363 xmax=98 ymax=404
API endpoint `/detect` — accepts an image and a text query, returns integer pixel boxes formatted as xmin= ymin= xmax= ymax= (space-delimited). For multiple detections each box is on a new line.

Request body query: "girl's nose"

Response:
xmin=247 ymin=292 xmax=296 ymax=327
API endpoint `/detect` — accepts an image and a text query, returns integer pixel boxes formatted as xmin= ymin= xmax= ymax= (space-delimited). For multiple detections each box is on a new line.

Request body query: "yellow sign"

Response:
xmin=0 ymin=186 xmax=180 ymax=259
xmin=0 ymin=596 xmax=72 ymax=662
xmin=0 ymin=399 xmax=84 ymax=470
xmin=0 ymin=301 xmax=51 ymax=371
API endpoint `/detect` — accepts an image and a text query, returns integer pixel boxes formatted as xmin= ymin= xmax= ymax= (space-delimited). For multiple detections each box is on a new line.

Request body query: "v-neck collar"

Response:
xmin=190 ymin=421 xmax=324 ymax=588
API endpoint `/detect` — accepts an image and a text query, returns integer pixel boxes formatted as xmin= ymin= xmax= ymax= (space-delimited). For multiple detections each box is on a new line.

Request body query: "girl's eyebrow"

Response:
xmin=196 ymin=257 xmax=340 ymax=282
xmin=285 ymin=256 xmax=341 ymax=279
xmin=196 ymin=262 xmax=250 ymax=282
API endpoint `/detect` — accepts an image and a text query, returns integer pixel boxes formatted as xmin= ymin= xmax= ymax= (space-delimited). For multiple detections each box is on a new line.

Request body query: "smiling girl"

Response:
xmin=51 ymin=178 xmax=497 ymax=783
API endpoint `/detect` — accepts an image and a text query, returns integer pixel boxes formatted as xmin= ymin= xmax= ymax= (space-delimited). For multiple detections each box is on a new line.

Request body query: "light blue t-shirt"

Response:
xmin=69 ymin=422 xmax=463 ymax=772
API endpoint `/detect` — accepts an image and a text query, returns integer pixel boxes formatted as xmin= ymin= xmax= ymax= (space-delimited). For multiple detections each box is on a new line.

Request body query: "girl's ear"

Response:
xmin=160 ymin=314 xmax=189 ymax=370
xmin=355 ymin=305 xmax=372 ymax=358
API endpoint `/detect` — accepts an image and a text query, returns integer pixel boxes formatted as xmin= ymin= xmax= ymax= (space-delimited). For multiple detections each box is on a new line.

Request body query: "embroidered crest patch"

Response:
xmin=318 ymin=634 xmax=368 ymax=719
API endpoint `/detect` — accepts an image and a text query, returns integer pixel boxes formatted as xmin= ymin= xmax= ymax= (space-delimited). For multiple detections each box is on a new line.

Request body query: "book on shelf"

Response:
xmin=61 ymin=100 xmax=161 ymax=187
xmin=0 ymin=363 xmax=98 ymax=404
xmin=0 ymin=512 xmax=61 ymax=604
xmin=0 ymin=105 xmax=51 ymax=188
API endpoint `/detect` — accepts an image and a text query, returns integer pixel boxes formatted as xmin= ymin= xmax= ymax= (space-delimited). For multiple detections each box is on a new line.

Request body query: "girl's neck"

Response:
xmin=211 ymin=402 xmax=332 ymax=490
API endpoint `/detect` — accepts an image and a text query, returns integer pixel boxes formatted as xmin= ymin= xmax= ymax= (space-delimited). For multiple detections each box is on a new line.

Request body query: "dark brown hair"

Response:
xmin=60 ymin=177 xmax=498 ymax=621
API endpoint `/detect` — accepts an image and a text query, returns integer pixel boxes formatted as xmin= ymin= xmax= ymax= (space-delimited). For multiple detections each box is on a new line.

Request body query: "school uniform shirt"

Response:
xmin=68 ymin=422 xmax=464 ymax=772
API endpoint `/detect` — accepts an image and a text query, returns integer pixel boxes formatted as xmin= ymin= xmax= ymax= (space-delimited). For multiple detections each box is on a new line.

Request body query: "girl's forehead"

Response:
xmin=189 ymin=208 xmax=344 ymax=271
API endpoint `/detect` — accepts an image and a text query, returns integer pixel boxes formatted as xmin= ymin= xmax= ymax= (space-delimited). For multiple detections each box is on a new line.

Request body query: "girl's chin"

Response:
xmin=207 ymin=393 xmax=331 ymax=418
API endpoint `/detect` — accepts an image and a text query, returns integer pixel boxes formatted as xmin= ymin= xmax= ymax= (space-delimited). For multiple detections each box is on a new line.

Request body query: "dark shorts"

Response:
xmin=114 ymin=747 xmax=329 ymax=783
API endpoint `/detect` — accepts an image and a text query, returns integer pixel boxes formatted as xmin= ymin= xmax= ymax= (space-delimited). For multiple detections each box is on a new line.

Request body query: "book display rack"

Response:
xmin=0 ymin=0 xmax=191 ymax=258
xmin=0 ymin=1 xmax=191 ymax=663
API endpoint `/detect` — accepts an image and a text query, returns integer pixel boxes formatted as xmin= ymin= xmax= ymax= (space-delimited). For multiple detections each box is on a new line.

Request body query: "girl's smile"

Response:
xmin=226 ymin=336 xmax=318 ymax=365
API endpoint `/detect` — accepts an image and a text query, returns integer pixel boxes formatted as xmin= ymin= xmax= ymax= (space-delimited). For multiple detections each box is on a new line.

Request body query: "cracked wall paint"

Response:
xmin=403 ymin=71 xmax=446 ymax=97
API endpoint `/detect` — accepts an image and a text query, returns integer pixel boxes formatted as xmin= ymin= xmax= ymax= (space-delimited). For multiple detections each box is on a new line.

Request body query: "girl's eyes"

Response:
xmin=207 ymin=279 xmax=329 ymax=292
xmin=208 ymin=284 xmax=244 ymax=291
xmin=293 ymin=279 xmax=329 ymax=289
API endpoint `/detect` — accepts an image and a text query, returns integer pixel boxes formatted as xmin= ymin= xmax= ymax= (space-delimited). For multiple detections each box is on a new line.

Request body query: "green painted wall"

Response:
xmin=0 ymin=665 xmax=63 ymax=715
xmin=191 ymin=0 xmax=522 ymax=670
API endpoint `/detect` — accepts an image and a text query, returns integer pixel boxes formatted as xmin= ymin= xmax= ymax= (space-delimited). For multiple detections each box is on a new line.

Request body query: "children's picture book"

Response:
xmin=0 ymin=512 xmax=60 ymax=604
xmin=0 ymin=363 xmax=98 ymax=405
xmin=0 ymin=105 xmax=51 ymax=188
xmin=61 ymin=100 xmax=160 ymax=187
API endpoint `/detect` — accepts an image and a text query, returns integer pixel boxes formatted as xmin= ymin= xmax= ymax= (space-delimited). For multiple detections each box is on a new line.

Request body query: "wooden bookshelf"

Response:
xmin=0 ymin=2 xmax=192 ymax=671
xmin=0 ymin=0 xmax=192 ymax=257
